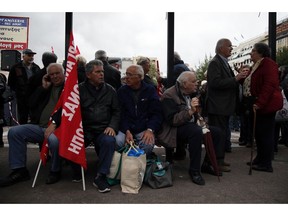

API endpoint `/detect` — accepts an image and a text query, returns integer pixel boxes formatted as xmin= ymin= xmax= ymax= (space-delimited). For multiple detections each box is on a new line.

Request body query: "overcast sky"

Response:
xmin=2 ymin=5 xmax=288 ymax=76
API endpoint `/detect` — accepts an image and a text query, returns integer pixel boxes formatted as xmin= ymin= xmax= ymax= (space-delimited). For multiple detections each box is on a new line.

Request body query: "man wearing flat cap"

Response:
xmin=8 ymin=48 xmax=40 ymax=124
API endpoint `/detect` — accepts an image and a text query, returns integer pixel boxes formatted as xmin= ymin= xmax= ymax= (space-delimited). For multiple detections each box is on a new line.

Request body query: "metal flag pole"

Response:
xmin=81 ymin=166 xmax=86 ymax=191
xmin=32 ymin=159 xmax=42 ymax=188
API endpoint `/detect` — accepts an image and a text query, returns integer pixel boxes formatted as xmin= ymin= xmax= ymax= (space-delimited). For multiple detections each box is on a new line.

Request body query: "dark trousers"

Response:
xmin=254 ymin=112 xmax=275 ymax=167
xmin=16 ymin=98 xmax=29 ymax=124
xmin=207 ymin=114 xmax=227 ymax=162
xmin=72 ymin=133 xmax=115 ymax=176
xmin=177 ymin=123 xmax=203 ymax=172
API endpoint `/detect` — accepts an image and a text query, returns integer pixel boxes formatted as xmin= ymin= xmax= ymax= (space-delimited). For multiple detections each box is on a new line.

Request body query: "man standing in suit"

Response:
xmin=205 ymin=38 xmax=247 ymax=174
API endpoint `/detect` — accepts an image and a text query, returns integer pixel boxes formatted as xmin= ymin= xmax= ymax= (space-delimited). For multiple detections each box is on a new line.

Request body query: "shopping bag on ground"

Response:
xmin=275 ymin=90 xmax=288 ymax=122
xmin=120 ymin=142 xmax=146 ymax=194
xmin=144 ymin=156 xmax=173 ymax=189
xmin=107 ymin=146 xmax=128 ymax=186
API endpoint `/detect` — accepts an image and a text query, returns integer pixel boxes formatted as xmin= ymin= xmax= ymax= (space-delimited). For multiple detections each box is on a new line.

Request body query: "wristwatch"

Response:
xmin=147 ymin=128 xmax=154 ymax=133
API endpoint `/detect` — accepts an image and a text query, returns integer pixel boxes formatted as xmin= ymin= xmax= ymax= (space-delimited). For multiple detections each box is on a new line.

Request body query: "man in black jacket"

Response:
xmin=0 ymin=63 xmax=65 ymax=187
xmin=8 ymin=49 xmax=41 ymax=124
xmin=75 ymin=59 xmax=121 ymax=193
xmin=95 ymin=50 xmax=121 ymax=90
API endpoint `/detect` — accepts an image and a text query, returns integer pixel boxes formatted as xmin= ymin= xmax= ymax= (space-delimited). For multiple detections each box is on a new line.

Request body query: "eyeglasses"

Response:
xmin=125 ymin=72 xmax=139 ymax=77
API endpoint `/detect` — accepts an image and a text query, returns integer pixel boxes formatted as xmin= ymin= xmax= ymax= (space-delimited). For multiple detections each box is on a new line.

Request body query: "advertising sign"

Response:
xmin=0 ymin=16 xmax=29 ymax=50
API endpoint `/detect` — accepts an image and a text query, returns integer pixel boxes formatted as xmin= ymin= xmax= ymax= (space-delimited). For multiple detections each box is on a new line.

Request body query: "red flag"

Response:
xmin=75 ymin=45 xmax=81 ymax=56
xmin=56 ymin=32 xmax=86 ymax=169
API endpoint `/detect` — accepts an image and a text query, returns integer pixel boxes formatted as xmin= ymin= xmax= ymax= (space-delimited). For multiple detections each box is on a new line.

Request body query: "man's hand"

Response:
xmin=44 ymin=123 xmax=56 ymax=139
xmin=42 ymin=74 xmax=51 ymax=89
xmin=141 ymin=129 xmax=155 ymax=145
xmin=104 ymin=127 xmax=116 ymax=136
xmin=125 ymin=130 xmax=134 ymax=144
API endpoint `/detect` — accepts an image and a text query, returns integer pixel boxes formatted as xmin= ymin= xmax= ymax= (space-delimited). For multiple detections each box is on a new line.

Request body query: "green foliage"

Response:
xmin=276 ymin=47 xmax=288 ymax=66
xmin=148 ymin=62 xmax=158 ymax=84
xmin=195 ymin=54 xmax=212 ymax=81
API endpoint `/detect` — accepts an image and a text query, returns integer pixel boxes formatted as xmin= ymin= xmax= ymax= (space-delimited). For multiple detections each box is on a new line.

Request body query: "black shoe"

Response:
xmin=201 ymin=163 xmax=223 ymax=176
xmin=189 ymin=171 xmax=205 ymax=186
xmin=72 ymin=173 xmax=82 ymax=183
xmin=46 ymin=171 xmax=61 ymax=184
xmin=0 ymin=168 xmax=30 ymax=187
xmin=93 ymin=174 xmax=111 ymax=193
xmin=252 ymin=164 xmax=273 ymax=173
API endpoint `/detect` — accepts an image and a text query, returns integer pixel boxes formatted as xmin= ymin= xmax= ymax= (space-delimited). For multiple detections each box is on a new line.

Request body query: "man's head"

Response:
xmin=125 ymin=65 xmax=144 ymax=89
xmin=177 ymin=71 xmax=198 ymax=95
xmin=174 ymin=51 xmax=181 ymax=62
xmin=215 ymin=38 xmax=233 ymax=58
xmin=95 ymin=50 xmax=107 ymax=62
xmin=42 ymin=52 xmax=58 ymax=68
xmin=22 ymin=48 xmax=36 ymax=65
xmin=85 ymin=59 xmax=104 ymax=87
xmin=137 ymin=57 xmax=150 ymax=74
xmin=46 ymin=63 xmax=65 ymax=86
xmin=76 ymin=55 xmax=87 ymax=68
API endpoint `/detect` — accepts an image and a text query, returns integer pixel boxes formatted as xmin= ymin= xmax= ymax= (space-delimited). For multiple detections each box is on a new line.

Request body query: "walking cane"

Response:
xmin=249 ymin=108 xmax=257 ymax=175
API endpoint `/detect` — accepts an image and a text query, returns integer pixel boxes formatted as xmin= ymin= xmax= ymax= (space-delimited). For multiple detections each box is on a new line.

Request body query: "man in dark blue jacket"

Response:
xmin=115 ymin=65 xmax=163 ymax=156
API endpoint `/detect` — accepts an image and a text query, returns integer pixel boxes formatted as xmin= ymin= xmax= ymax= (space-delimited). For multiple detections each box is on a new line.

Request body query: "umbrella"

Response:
xmin=197 ymin=114 xmax=220 ymax=182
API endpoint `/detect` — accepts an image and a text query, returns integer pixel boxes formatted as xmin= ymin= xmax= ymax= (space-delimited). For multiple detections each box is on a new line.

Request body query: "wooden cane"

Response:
xmin=249 ymin=109 xmax=257 ymax=175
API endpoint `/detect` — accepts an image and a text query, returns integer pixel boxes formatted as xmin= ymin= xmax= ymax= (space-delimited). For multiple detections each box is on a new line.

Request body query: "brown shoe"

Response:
xmin=219 ymin=165 xmax=231 ymax=172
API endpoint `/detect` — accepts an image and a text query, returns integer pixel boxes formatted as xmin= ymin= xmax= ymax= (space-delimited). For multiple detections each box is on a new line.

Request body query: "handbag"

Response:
xmin=120 ymin=142 xmax=146 ymax=194
xmin=107 ymin=146 xmax=127 ymax=186
xmin=144 ymin=157 xmax=173 ymax=189
xmin=275 ymin=90 xmax=288 ymax=122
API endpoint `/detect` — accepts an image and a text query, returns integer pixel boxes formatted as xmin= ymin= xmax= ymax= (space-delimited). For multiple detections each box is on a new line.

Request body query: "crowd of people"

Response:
xmin=0 ymin=39 xmax=286 ymax=192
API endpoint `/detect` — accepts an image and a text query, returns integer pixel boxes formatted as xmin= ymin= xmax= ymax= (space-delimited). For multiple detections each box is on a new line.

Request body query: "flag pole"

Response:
xmin=81 ymin=166 xmax=86 ymax=191
xmin=32 ymin=159 xmax=42 ymax=188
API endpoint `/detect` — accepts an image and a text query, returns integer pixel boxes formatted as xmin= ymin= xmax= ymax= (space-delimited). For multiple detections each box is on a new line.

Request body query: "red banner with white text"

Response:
xmin=57 ymin=32 xmax=86 ymax=169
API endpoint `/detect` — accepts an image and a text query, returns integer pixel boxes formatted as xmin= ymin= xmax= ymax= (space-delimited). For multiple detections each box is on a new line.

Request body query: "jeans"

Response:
xmin=115 ymin=131 xmax=154 ymax=155
xmin=88 ymin=133 xmax=115 ymax=175
xmin=8 ymin=124 xmax=61 ymax=172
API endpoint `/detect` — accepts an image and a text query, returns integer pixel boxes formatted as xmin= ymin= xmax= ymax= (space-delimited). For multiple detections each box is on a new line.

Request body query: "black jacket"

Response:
xmin=79 ymin=81 xmax=121 ymax=141
xmin=29 ymin=84 xmax=63 ymax=124
xmin=8 ymin=61 xmax=40 ymax=98
xmin=103 ymin=61 xmax=121 ymax=90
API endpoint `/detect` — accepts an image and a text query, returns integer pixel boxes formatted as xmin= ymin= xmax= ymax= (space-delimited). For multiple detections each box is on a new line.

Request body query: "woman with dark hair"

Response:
xmin=243 ymin=42 xmax=283 ymax=172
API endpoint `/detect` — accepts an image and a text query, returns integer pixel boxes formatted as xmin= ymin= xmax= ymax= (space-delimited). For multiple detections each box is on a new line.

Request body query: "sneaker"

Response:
xmin=93 ymin=175 xmax=111 ymax=193
xmin=0 ymin=168 xmax=30 ymax=187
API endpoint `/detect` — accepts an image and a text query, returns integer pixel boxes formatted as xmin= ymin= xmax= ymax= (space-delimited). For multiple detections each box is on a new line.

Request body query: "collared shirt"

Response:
xmin=243 ymin=58 xmax=263 ymax=97
xmin=184 ymin=95 xmax=195 ymax=122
